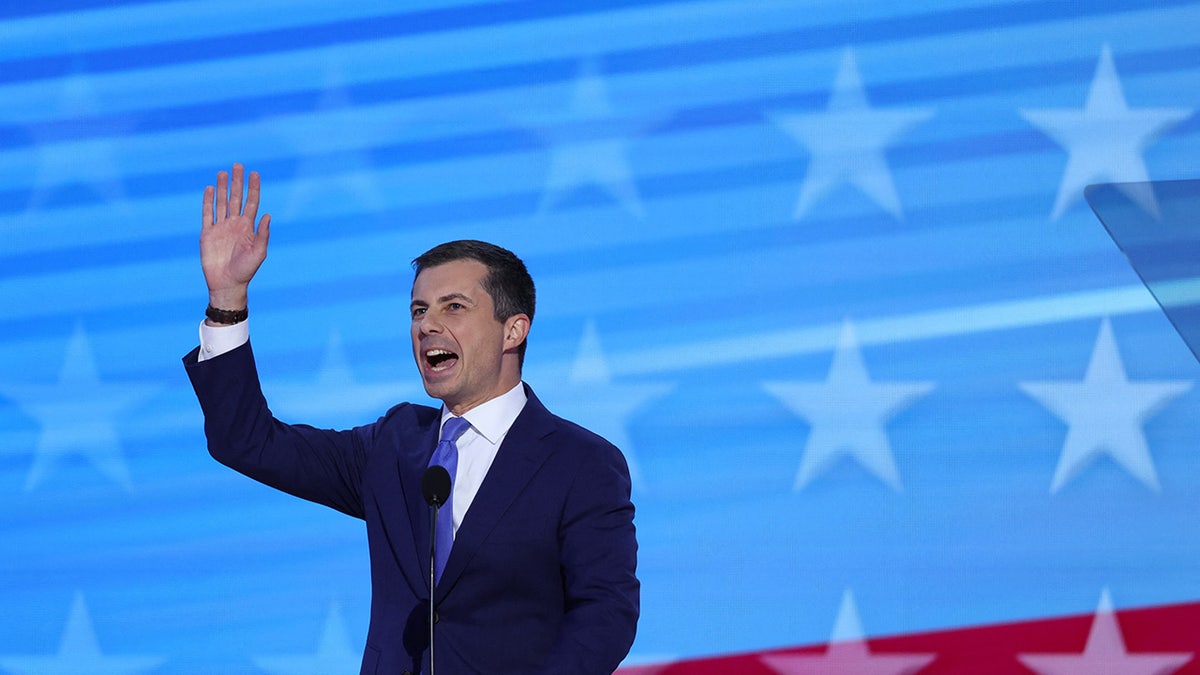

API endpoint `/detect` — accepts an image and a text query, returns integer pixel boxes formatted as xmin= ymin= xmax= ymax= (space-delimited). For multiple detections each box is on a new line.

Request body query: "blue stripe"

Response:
xmin=0 ymin=33 xmax=1194 ymax=166
xmin=0 ymin=0 xmax=1191 ymax=89
xmin=0 ymin=0 xmax=163 ymax=21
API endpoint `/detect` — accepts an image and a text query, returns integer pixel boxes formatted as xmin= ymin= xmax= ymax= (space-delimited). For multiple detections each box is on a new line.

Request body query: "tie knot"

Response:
xmin=441 ymin=416 xmax=471 ymax=443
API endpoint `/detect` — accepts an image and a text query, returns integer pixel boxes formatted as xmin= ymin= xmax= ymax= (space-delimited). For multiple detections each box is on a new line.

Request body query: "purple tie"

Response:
xmin=429 ymin=416 xmax=470 ymax=585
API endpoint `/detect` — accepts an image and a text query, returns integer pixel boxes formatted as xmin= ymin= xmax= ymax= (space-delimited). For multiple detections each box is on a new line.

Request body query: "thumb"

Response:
xmin=257 ymin=213 xmax=271 ymax=253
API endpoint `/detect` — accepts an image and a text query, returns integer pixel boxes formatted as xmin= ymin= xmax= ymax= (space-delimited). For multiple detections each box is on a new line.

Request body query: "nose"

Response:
xmin=417 ymin=312 xmax=443 ymax=336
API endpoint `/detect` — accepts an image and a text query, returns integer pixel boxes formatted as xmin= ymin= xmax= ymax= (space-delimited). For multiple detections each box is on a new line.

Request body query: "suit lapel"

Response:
xmin=399 ymin=415 xmax=441 ymax=594
xmin=435 ymin=387 xmax=556 ymax=600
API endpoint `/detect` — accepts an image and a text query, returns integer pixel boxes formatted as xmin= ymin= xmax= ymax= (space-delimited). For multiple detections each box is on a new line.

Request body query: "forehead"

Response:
xmin=411 ymin=259 xmax=491 ymax=301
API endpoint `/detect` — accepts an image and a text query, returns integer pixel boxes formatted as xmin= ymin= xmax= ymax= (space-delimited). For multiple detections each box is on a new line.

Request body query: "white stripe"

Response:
xmin=609 ymin=283 xmax=1163 ymax=376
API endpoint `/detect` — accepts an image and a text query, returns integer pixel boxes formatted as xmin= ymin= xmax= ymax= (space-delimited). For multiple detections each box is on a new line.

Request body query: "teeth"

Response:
xmin=425 ymin=348 xmax=457 ymax=371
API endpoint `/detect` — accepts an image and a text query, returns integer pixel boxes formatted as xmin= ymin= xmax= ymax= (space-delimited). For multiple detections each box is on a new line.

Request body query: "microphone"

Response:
xmin=422 ymin=465 xmax=451 ymax=507
xmin=421 ymin=465 xmax=451 ymax=675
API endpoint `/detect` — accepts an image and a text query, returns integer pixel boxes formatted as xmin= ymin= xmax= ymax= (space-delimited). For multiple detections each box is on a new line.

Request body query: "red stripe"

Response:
xmin=619 ymin=599 xmax=1200 ymax=674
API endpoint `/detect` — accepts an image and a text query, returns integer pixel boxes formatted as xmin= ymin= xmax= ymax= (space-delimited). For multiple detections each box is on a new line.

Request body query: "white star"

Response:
xmin=760 ymin=590 xmax=936 ymax=674
xmin=0 ymin=592 xmax=165 ymax=674
xmin=1019 ymin=318 xmax=1191 ymax=493
xmin=265 ymin=329 xmax=418 ymax=428
xmin=764 ymin=321 xmax=934 ymax=491
xmin=0 ymin=323 xmax=160 ymax=492
xmin=536 ymin=320 xmax=673 ymax=491
xmin=27 ymin=70 xmax=132 ymax=213
xmin=252 ymin=601 xmax=361 ymax=675
xmin=1019 ymin=588 xmax=1192 ymax=675
xmin=273 ymin=57 xmax=397 ymax=219
xmin=770 ymin=47 xmax=934 ymax=221
xmin=529 ymin=59 xmax=654 ymax=219
xmin=1020 ymin=44 xmax=1192 ymax=220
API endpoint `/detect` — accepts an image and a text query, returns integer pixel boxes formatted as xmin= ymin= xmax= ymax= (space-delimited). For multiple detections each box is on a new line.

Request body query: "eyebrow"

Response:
xmin=439 ymin=292 xmax=474 ymax=304
xmin=410 ymin=292 xmax=475 ymax=309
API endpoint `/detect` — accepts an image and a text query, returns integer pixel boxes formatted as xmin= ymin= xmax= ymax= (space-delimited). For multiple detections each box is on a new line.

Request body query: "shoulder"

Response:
xmin=548 ymin=413 xmax=617 ymax=454
xmin=355 ymin=400 xmax=441 ymax=441
xmin=379 ymin=400 xmax=441 ymax=426
xmin=523 ymin=388 xmax=629 ymax=472
xmin=522 ymin=387 xmax=609 ymax=445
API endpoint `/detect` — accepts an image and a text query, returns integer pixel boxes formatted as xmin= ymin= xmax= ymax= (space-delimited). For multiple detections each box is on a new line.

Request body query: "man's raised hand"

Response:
xmin=201 ymin=163 xmax=271 ymax=317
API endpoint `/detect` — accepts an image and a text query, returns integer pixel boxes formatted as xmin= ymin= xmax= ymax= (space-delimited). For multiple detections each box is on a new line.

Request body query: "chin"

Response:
xmin=421 ymin=378 xmax=458 ymax=403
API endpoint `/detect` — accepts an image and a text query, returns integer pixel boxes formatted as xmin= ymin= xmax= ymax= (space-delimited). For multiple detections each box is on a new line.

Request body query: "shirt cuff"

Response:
xmin=197 ymin=319 xmax=250 ymax=362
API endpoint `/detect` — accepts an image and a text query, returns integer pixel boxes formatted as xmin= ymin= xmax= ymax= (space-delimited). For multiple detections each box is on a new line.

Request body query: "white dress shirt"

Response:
xmin=196 ymin=319 xmax=250 ymax=362
xmin=196 ymin=319 xmax=527 ymax=537
xmin=441 ymin=383 xmax=526 ymax=535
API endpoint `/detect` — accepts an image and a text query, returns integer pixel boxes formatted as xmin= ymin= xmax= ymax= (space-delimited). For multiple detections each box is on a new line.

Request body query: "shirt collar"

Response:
xmin=440 ymin=382 xmax=527 ymax=444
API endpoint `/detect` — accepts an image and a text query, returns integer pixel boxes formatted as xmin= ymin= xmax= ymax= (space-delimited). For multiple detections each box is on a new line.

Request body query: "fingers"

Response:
xmin=210 ymin=164 xmax=262 ymax=226
xmin=258 ymin=213 xmax=272 ymax=250
xmin=202 ymin=185 xmax=214 ymax=229
xmin=215 ymin=170 xmax=229 ymax=222
xmin=229 ymin=163 xmax=245 ymax=217
xmin=244 ymin=170 xmax=261 ymax=223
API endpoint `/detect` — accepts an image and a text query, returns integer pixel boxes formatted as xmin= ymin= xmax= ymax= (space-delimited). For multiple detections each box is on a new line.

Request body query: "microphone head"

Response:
xmin=422 ymin=465 xmax=452 ymax=506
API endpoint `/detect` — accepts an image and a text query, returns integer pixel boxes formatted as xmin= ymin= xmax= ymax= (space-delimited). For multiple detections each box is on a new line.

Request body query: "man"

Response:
xmin=183 ymin=164 xmax=639 ymax=674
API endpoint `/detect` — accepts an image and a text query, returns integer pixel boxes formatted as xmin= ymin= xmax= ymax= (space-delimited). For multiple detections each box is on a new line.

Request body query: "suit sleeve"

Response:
xmin=183 ymin=340 xmax=369 ymax=519
xmin=540 ymin=438 xmax=640 ymax=674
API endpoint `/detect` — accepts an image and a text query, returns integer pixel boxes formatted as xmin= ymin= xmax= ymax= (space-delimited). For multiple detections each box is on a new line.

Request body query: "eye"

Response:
xmin=411 ymin=307 xmax=426 ymax=318
xmin=448 ymin=302 xmax=464 ymax=311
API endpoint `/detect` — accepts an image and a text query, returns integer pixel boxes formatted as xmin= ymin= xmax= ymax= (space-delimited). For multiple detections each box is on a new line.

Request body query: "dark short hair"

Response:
xmin=412 ymin=240 xmax=536 ymax=363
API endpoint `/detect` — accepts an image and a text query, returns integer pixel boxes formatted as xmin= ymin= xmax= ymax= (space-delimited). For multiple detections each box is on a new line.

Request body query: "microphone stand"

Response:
xmin=428 ymin=498 xmax=441 ymax=675
xmin=421 ymin=464 xmax=450 ymax=675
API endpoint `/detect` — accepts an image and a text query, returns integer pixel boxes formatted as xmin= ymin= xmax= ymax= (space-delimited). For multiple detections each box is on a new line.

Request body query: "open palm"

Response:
xmin=201 ymin=163 xmax=271 ymax=310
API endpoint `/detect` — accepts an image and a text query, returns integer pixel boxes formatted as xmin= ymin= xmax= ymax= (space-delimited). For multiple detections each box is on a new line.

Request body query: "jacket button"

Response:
xmin=432 ymin=610 xmax=440 ymax=624
xmin=401 ymin=670 xmax=413 ymax=675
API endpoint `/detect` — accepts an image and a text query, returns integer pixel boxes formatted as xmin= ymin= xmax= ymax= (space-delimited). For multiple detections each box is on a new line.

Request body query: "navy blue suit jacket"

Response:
xmin=184 ymin=341 xmax=639 ymax=674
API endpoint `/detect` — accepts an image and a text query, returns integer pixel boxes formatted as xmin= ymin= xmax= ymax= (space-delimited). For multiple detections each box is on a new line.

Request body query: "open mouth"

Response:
xmin=425 ymin=349 xmax=459 ymax=372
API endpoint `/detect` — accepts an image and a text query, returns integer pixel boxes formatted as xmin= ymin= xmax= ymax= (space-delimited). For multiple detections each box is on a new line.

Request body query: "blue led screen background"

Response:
xmin=2 ymin=1 xmax=1200 ymax=672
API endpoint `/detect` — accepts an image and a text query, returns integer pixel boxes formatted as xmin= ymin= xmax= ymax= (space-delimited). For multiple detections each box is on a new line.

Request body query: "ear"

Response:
xmin=503 ymin=313 xmax=531 ymax=351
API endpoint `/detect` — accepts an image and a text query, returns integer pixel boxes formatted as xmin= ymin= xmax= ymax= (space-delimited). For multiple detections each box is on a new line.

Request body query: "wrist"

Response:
xmin=205 ymin=304 xmax=248 ymax=326
xmin=208 ymin=286 xmax=248 ymax=313
xmin=205 ymin=284 xmax=248 ymax=326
